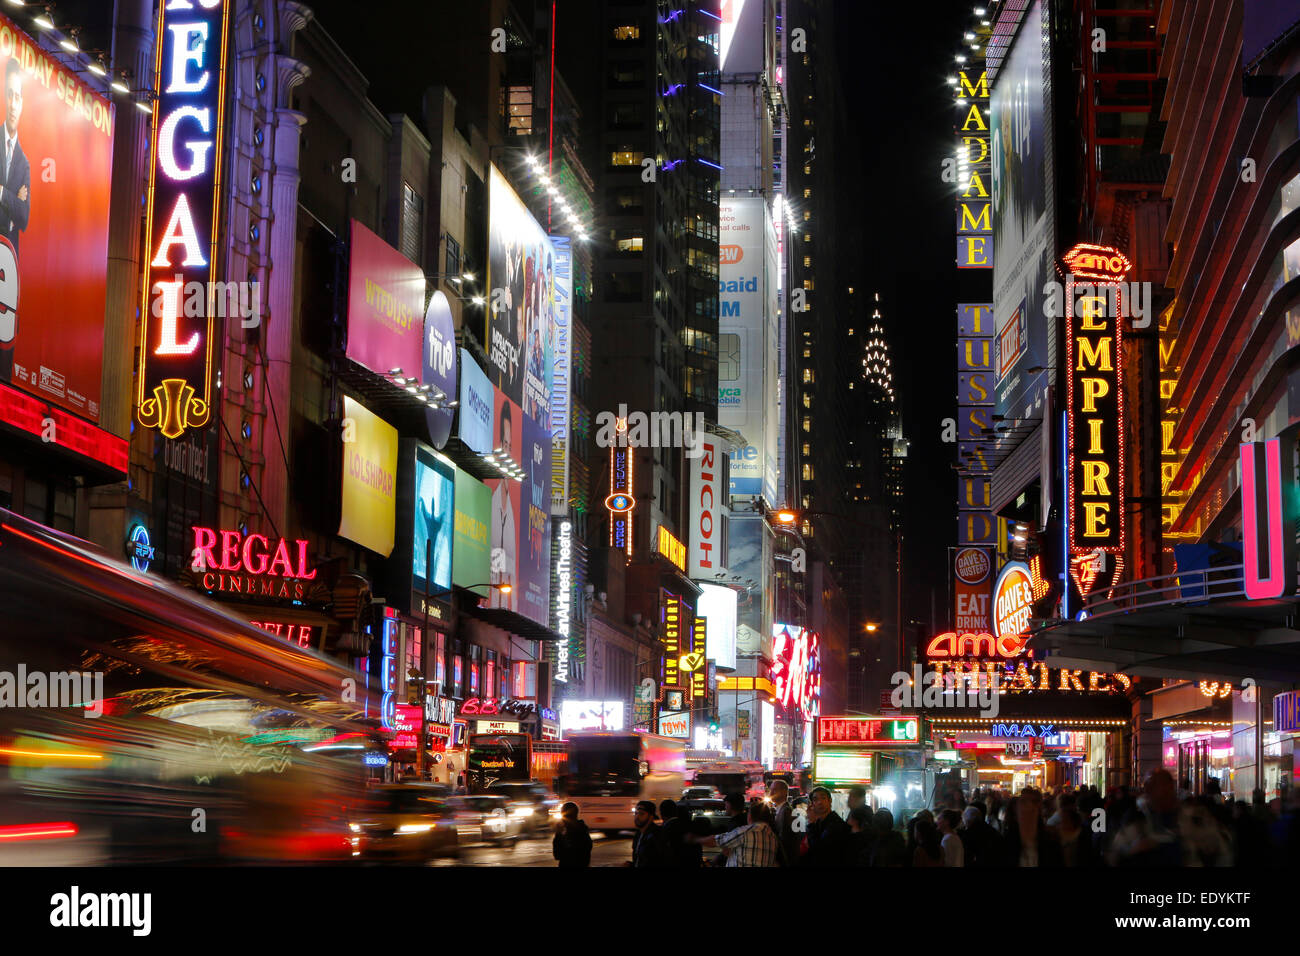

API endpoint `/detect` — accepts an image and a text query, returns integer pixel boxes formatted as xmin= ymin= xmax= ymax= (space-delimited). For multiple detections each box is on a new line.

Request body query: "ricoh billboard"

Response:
xmin=718 ymin=197 xmax=779 ymax=503
xmin=688 ymin=434 xmax=728 ymax=580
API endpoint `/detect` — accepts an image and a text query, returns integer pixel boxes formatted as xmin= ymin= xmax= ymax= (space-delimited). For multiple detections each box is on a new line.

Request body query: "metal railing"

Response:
xmin=1079 ymin=564 xmax=1246 ymax=619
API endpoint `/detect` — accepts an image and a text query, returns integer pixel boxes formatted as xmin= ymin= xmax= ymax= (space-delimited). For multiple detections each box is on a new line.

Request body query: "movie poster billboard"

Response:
xmin=991 ymin=0 xmax=1053 ymax=423
xmin=518 ymin=415 xmax=552 ymax=627
xmin=719 ymin=197 xmax=779 ymax=502
xmin=486 ymin=387 xmax=522 ymax=610
xmin=486 ymin=166 xmax=553 ymax=423
xmin=549 ymin=234 xmax=572 ymax=515
xmin=0 ymin=14 xmax=114 ymax=421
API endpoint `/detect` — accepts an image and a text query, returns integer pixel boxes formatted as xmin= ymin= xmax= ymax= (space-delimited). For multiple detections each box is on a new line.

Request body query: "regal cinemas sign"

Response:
xmin=191 ymin=526 xmax=318 ymax=600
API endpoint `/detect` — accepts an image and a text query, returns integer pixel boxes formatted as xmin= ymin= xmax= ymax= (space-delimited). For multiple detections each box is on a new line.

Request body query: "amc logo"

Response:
xmin=925 ymin=631 xmax=1028 ymax=659
xmin=720 ymin=244 xmax=743 ymax=265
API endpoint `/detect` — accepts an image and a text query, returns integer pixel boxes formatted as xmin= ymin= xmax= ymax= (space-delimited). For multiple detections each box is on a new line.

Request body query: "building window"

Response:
xmin=803 ymin=256 xmax=811 ymax=268
xmin=612 ymin=24 xmax=641 ymax=40
xmin=505 ymin=86 xmax=533 ymax=135
xmin=445 ymin=234 xmax=460 ymax=278
xmin=611 ymin=149 xmax=644 ymax=167
xmin=803 ymin=188 xmax=811 ymax=198
xmin=803 ymin=279 xmax=814 ymax=290
xmin=802 ymin=442 xmax=811 ymax=457
xmin=609 ymin=61 xmax=644 ymax=86
xmin=802 ymin=463 xmax=814 ymax=481
xmin=802 ymin=415 xmax=812 ymax=432
xmin=802 ymin=393 xmax=811 ymax=409
xmin=433 ymin=631 xmax=446 ymax=692
xmin=802 ymin=368 xmax=814 ymax=384
xmin=802 ymin=347 xmax=811 ymax=358
xmin=616 ymin=236 xmax=644 ymax=253
xmin=400 ymin=183 xmax=423 ymax=264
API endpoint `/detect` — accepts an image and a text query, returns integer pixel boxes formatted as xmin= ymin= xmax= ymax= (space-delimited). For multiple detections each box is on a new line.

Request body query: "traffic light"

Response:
xmin=708 ymin=719 xmax=720 ymax=734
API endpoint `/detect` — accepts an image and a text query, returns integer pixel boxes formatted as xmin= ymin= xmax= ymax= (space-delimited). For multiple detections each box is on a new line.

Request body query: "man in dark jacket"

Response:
xmin=723 ymin=792 xmax=748 ymax=830
xmin=768 ymin=780 xmax=801 ymax=865
xmin=552 ymin=802 xmax=592 ymax=868
xmin=869 ymin=808 xmax=907 ymax=866
xmin=801 ymin=786 xmax=849 ymax=866
xmin=628 ymin=800 xmax=666 ymax=867
xmin=958 ymin=804 xmax=1002 ymax=867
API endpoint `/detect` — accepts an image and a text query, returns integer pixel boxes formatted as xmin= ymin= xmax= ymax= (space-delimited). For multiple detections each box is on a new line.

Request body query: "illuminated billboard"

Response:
xmin=688 ymin=435 xmax=728 ymax=579
xmin=412 ymin=446 xmax=454 ymax=597
xmin=560 ymin=700 xmax=624 ymax=733
xmin=485 ymin=166 xmax=553 ymax=420
xmin=549 ymin=234 xmax=571 ymax=515
xmin=457 ymin=349 xmax=494 ymax=454
xmin=422 ymin=290 xmax=457 ymax=448
xmin=817 ymin=716 xmax=919 ymax=746
xmin=991 ymin=0 xmax=1053 ymax=423
xmin=345 ymin=220 xmax=424 ymax=380
xmin=453 ymin=467 xmax=491 ymax=597
xmin=718 ymin=197 xmax=779 ymax=502
xmin=339 ymin=397 xmax=397 ymax=557
xmin=772 ymin=624 xmax=820 ymax=720
xmin=698 ymin=583 xmax=738 ymax=671
xmin=136 ymin=1 xmax=226 ymax=438
xmin=518 ymin=414 xmax=552 ymax=627
xmin=486 ymin=387 xmax=522 ymax=609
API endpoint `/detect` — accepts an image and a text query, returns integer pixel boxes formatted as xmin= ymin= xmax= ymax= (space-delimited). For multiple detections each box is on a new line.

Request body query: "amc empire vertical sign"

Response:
xmin=1064 ymin=243 xmax=1129 ymax=554
xmin=136 ymin=0 xmax=231 ymax=439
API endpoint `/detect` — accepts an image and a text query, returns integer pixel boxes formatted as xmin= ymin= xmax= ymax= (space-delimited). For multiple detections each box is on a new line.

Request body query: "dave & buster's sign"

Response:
xmin=817 ymin=716 xmax=918 ymax=746
xmin=1064 ymin=243 xmax=1129 ymax=554
xmin=136 ymin=0 xmax=231 ymax=439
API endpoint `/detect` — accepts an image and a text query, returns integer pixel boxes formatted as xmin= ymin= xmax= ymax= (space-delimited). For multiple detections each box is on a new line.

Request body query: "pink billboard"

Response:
xmin=346 ymin=220 xmax=424 ymax=379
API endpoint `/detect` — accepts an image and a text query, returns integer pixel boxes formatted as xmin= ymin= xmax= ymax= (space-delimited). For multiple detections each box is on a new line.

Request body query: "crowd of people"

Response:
xmin=550 ymin=768 xmax=1300 ymax=867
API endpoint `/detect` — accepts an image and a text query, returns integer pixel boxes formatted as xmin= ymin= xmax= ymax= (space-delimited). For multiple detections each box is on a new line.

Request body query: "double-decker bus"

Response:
xmin=558 ymin=731 xmax=685 ymax=834
xmin=466 ymin=732 xmax=532 ymax=792
xmin=0 ymin=508 xmax=379 ymax=865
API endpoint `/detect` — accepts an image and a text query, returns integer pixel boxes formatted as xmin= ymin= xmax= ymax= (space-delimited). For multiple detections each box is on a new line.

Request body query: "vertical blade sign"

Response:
xmin=136 ymin=0 xmax=231 ymax=439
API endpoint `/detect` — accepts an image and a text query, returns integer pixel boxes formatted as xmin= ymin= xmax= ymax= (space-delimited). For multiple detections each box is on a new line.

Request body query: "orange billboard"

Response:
xmin=0 ymin=16 xmax=114 ymax=422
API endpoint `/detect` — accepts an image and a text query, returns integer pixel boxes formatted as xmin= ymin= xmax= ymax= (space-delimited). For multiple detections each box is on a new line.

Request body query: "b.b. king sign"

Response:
xmin=136 ymin=0 xmax=231 ymax=439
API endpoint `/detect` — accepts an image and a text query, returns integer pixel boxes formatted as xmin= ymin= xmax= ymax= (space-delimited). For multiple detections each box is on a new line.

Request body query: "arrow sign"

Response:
xmin=679 ymin=652 xmax=705 ymax=673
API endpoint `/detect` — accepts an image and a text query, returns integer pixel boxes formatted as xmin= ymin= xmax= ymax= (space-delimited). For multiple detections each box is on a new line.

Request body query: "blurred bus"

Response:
xmin=0 ymin=508 xmax=380 ymax=865
xmin=557 ymin=731 xmax=685 ymax=834
xmin=466 ymin=732 xmax=532 ymax=793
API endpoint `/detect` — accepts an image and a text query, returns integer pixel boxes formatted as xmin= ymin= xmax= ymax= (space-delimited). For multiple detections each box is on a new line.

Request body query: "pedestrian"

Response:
xmin=675 ymin=803 xmax=704 ymax=868
xmin=659 ymin=799 xmax=691 ymax=867
xmin=552 ymin=802 xmax=592 ymax=868
xmin=690 ymin=799 xmax=780 ymax=867
xmin=847 ymin=785 xmax=868 ymax=814
xmin=847 ymin=806 xmax=875 ymax=865
xmin=767 ymin=780 xmax=801 ymax=865
xmin=869 ymin=808 xmax=907 ymax=866
xmin=1057 ymin=807 xmax=1096 ymax=867
xmin=937 ymin=809 xmax=964 ymax=867
xmin=800 ymin=786 xmax=849 ymax=866
xmin=1107 ymin=770 xmax=1182 ymax=867
xmin=627 ymin=800 xmax=665 ymax=867
xmin=723 ymin=792 xmax=748 ymax=830
xmin=959 ymin=804 xmax=1001 ymax=867
xmin=911 ymin=817 xmax=943 ymax=867
xmin=999 ymin=789 xmax=1063 ymax=867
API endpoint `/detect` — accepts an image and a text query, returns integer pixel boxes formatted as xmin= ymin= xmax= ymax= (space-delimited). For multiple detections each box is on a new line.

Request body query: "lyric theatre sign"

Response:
xmin=136 ymin=0 xmax=231 ymax=439
xmin=1063 ymin=243 xmax=1130 ymax=554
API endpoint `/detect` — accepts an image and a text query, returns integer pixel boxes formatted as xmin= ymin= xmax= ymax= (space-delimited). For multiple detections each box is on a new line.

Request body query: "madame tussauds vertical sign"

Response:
xmin=136 ymin=0 xmax=231 ymax=440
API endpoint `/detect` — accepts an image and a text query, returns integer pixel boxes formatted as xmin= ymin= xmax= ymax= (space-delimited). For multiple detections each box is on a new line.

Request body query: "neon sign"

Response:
xmin=248 ymin=621 xmax=316 ymax=648
xmin=925 ymin=631 xmax=1028 ymax=659
xmin=126 ymin=524 xmax=154 ymax=573
xmin=690 ymin=617 xmax=707 ymax=700
xmin=380 ymin=614 xmax=397 ymax=731
xmin=552 ymin=520 xmax=571 ymax=683
xmin=992 ymin=562 xmax=1034 ymax=640
xmin=136 ymin=0 xmax=231 ymax=439
xmin=1240 ymin=439 xmax=1296 ymax=600
xmin=655 ymin=525 xmax=687 ymax=571
xmin=191 ymin=526 xmax=318 ymax=600
xmin=608 ymin=418 xmax=633 ymax=554
xmin=1064 ymin=242 xmax=1129 ymax=554
xmin=928 ymin=660 xmax=1132 ymax=694
xmin=772 ymin=624 xmax=821 ymax=719
xmin=662 ymin=594 xmax=682 ymax=688
xmin=817 ymin=716 xmax=918 ymax=746
xmin=991 ymin=723 xmax=1055 ymax=738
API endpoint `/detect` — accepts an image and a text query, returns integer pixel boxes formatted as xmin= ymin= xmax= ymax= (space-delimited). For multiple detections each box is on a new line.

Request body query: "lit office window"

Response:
xmin=611 ymin=149 xmax=644 ymax=166
xmin=613 ymin=24 xmax=640 ymax=40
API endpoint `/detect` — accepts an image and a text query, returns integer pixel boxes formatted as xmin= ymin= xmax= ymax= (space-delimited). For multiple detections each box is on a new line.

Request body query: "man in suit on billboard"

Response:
xmin=0 ymin=56 xmax=30 ymax=383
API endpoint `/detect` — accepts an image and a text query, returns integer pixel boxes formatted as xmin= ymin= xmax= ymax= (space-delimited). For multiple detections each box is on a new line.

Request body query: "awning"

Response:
xmin=461 ymin=602 xmax=566 ymax=643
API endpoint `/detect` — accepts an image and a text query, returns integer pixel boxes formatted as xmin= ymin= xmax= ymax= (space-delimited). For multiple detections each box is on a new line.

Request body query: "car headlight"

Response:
xmin=396 ymin=824 xmax=435 ymax=834
xmin=511 ymin=808 xmax=533 ymax=819
xmin=348 ymin=823 xmax=362 ymax=833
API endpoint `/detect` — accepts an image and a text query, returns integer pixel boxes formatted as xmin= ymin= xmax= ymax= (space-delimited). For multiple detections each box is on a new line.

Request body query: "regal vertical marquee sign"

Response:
xmin=136 ymin=0 xmax=232 ymax=439
xmin=1063 ymin=243 xmax=1129 ymax=554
